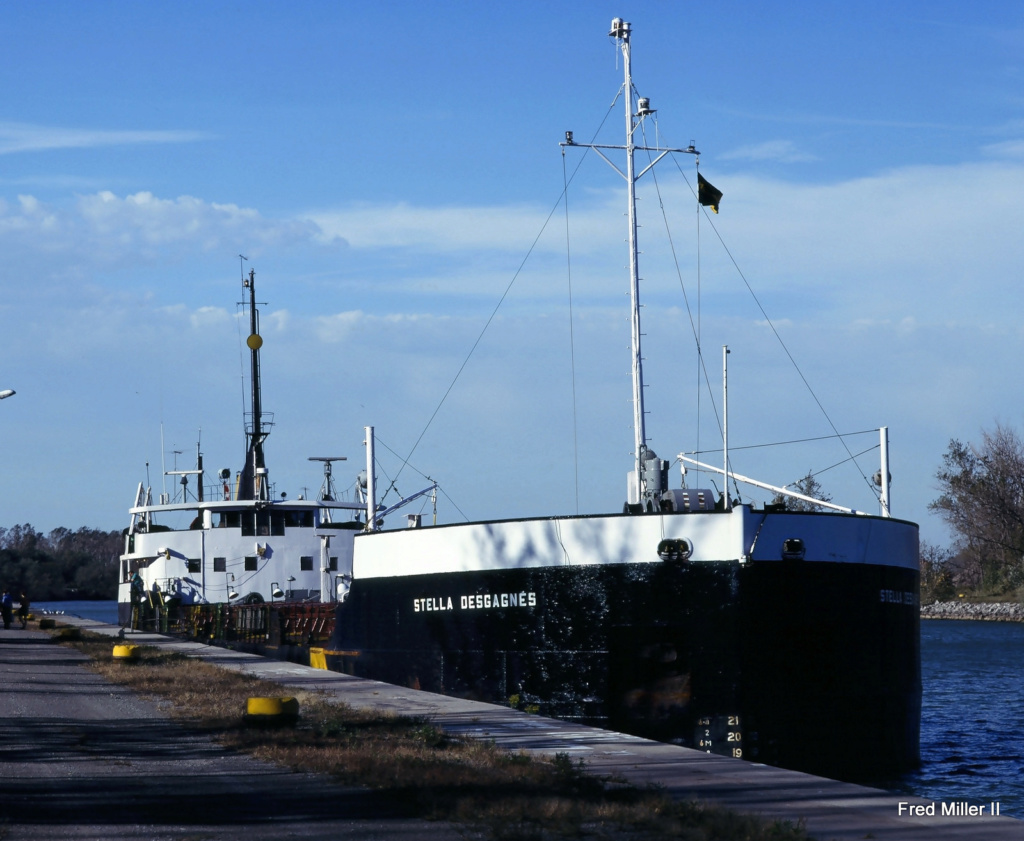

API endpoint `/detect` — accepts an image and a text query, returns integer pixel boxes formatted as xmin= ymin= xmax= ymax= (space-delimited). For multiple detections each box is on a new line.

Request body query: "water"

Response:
xmin=879 ymin=619 xmax=1024 ymax=817
xmin=32 ymin=602 xmax=1024 ymax=816
xmin=36 ymin=600 xmax=118 ymax=624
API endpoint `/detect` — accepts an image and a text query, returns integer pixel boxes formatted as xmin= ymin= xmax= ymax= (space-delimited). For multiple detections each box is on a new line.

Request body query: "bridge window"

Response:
xmin=285 ymin=510 xmax=313 ymax=529
xmin=255 ymin=511 xmax=270 ymax=536
xmin=219 ymin=511 xmax=242 ymax=530
xmin=271 ymin=513 xmax=286 ymax=536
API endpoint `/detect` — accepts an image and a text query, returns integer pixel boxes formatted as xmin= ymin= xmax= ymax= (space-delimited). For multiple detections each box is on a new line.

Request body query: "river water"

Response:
xmin=34 ymin=601 xmax=1024 ymax=817
xmin=876 ymin=618 xmax=1024 ymax=817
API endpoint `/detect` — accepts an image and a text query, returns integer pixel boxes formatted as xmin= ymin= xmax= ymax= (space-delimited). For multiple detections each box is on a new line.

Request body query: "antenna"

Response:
xmin=160 ymin=423 xmax=167 ymax=502
xmin=308 ymin=456 xmax=347 ymax=502
xmin=239 ymin=254 xmax=248 ymax=282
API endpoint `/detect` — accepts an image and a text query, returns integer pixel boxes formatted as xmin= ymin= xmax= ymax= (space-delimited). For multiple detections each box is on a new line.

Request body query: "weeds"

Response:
xmin=60 ymin=629 xmax=813 ymax=841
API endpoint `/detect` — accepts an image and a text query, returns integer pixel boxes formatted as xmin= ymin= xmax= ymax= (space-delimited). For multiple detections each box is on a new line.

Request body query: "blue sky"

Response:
xmin=2 ymin=1 xmax=1023 ymax=548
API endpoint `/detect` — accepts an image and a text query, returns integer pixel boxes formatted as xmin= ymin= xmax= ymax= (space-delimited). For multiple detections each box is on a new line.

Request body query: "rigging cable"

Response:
xmin=811 ymin=443 xmax=881 ymax=479
xmin=687 ymin=427 xmax=881 ymax=455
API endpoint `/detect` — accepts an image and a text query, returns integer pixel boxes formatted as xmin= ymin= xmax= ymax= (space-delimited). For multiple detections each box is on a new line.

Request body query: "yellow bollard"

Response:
xmin=112 ymin=644 xmax=140 ymax=662
xmin=245 ymin=696 xmax=300 ymax=724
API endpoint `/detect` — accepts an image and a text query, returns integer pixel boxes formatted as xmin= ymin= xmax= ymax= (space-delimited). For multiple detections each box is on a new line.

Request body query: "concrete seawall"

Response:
xmin=921 ymin=601 xmax=1024 ymax=622
xmin=30 ymin=616 xmax=1024 ymax=841
xmin=0 ymin=625 xmax=466 ymax=841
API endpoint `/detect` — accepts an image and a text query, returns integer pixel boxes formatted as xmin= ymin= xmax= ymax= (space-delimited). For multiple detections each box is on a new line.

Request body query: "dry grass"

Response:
xmin=59 ymin=628 xmax=812 ymax=841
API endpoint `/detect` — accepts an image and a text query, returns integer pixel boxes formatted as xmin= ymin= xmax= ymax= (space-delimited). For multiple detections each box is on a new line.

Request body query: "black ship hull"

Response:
xmin=328 ymin=557 xmax=920 ymax=780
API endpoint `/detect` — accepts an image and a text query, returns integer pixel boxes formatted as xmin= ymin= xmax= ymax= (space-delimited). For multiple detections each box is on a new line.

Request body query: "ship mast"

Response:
xmin=242 ymin=268 xmax=269 ymax=501
xmin=562 ymin=18 xmax=697 ymax=511
xmin=619 ymin=19 xmax=648 ymax=502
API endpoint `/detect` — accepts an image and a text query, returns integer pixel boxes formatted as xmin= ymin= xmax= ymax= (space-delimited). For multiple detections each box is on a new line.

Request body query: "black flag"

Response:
xmin=698 ymin=173 xmax=722 ymax=214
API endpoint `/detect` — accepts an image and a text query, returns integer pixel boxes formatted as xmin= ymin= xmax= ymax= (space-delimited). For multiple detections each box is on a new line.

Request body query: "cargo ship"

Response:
xmin=119 ymin=19 xmax=920 ymax=781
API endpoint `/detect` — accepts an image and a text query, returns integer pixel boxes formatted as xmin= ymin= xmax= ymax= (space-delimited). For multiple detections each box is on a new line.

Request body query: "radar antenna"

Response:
xmin=308 ymin=456 xmax=347 ymax=502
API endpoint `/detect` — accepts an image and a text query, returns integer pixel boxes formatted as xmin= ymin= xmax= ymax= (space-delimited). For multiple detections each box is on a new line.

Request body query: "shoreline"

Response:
xmin=920 ymin=601 xmax=1024 ymax=622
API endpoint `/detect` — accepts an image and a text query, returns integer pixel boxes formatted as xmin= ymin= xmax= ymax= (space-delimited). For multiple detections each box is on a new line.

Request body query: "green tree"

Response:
xmin=0 ymin=524 xmax=121 ymax=600
xmin=771 ymin=471 xmax=833 ymax=512
xmin=930 ymin=424 xmax=1024 ymax=593
xmin=919 ymin=541 xmax=956 ymax=602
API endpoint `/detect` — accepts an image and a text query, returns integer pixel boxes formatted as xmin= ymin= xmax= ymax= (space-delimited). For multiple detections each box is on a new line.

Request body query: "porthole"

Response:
xmin=781 ymin=538 xmax=806 ymax=561
xmin=657 ymin=538 xmax=693 ymax=563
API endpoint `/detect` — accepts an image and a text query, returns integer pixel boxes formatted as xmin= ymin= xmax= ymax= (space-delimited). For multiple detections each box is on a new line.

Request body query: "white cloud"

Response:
xmin=719 ymin=140 xmax=817 ymax=163
xmin=313 ymin=310 xmax=366 ymax=342
xmin=0 ymin=191 xmax=337 ymax=278
xmin=311 ymin=310 xmax=453 ymax=344
xmin=292 ymin=153 xmax=1024 ymax=334
xmin=0 ymin=122 xmax=209 ymax=155
xmin=305 ymin=201 xmax=571 ymax=251
xmin=76 ymin=191 xmax=322 ymax=252
xmin=189 ymin=306 xmax=231 ymax=330
xmin=264 ymin=309 xmax=291 ymax=333
xmin=981 ymin=139 xmax=1024 ymax=159
xmin=694 ymin=160 xmax=1024 ymax=327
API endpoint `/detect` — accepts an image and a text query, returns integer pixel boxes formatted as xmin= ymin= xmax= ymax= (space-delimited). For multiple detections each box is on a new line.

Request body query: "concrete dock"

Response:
xmin=5 ymin=618 xmax=1023 ymax=840
xmin=0 ymin=626 xmax=464 ymax=841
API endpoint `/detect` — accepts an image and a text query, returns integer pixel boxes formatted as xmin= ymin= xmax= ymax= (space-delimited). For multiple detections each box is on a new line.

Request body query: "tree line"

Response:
xmin=926 ymin=423 xmax=1024 ymax=601
xmin=0 ymin=525 xmax=122 ymax=601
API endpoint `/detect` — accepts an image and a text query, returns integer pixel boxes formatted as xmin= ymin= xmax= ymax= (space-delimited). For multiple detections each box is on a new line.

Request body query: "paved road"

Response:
xmin=0 ymin=628 xmax=465 ymax=841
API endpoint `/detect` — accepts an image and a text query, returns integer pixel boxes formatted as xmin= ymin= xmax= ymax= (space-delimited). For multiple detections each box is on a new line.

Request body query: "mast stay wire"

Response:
xmin=811 ymin=443 xmax=881 ymax=480
xmin=688 ymin=427 xmax=882 ymax=456
xmin=383 ymin=96 xmax=622 ymax=511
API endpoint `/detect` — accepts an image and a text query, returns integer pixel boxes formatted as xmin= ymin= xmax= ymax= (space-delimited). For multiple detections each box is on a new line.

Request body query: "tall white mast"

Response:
xmin=618 ymin=19 xmax=648 ymax=492
xmin=364 ymin=425 xmax=377 ymax=531
xmin=878 ymin=426 xmax=891 ymax=517
xmin=562 ymin=19 xmax=696 ymax=510
xmin=723 ymin=345 xmax=731 ymax=511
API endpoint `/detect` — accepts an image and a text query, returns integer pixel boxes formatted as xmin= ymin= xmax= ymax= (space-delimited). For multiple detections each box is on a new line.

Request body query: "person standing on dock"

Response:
xmin=18 ymin=592 xmax=29 ymax=629
xmin=1 ymin=588 xmax=13 ymax=630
